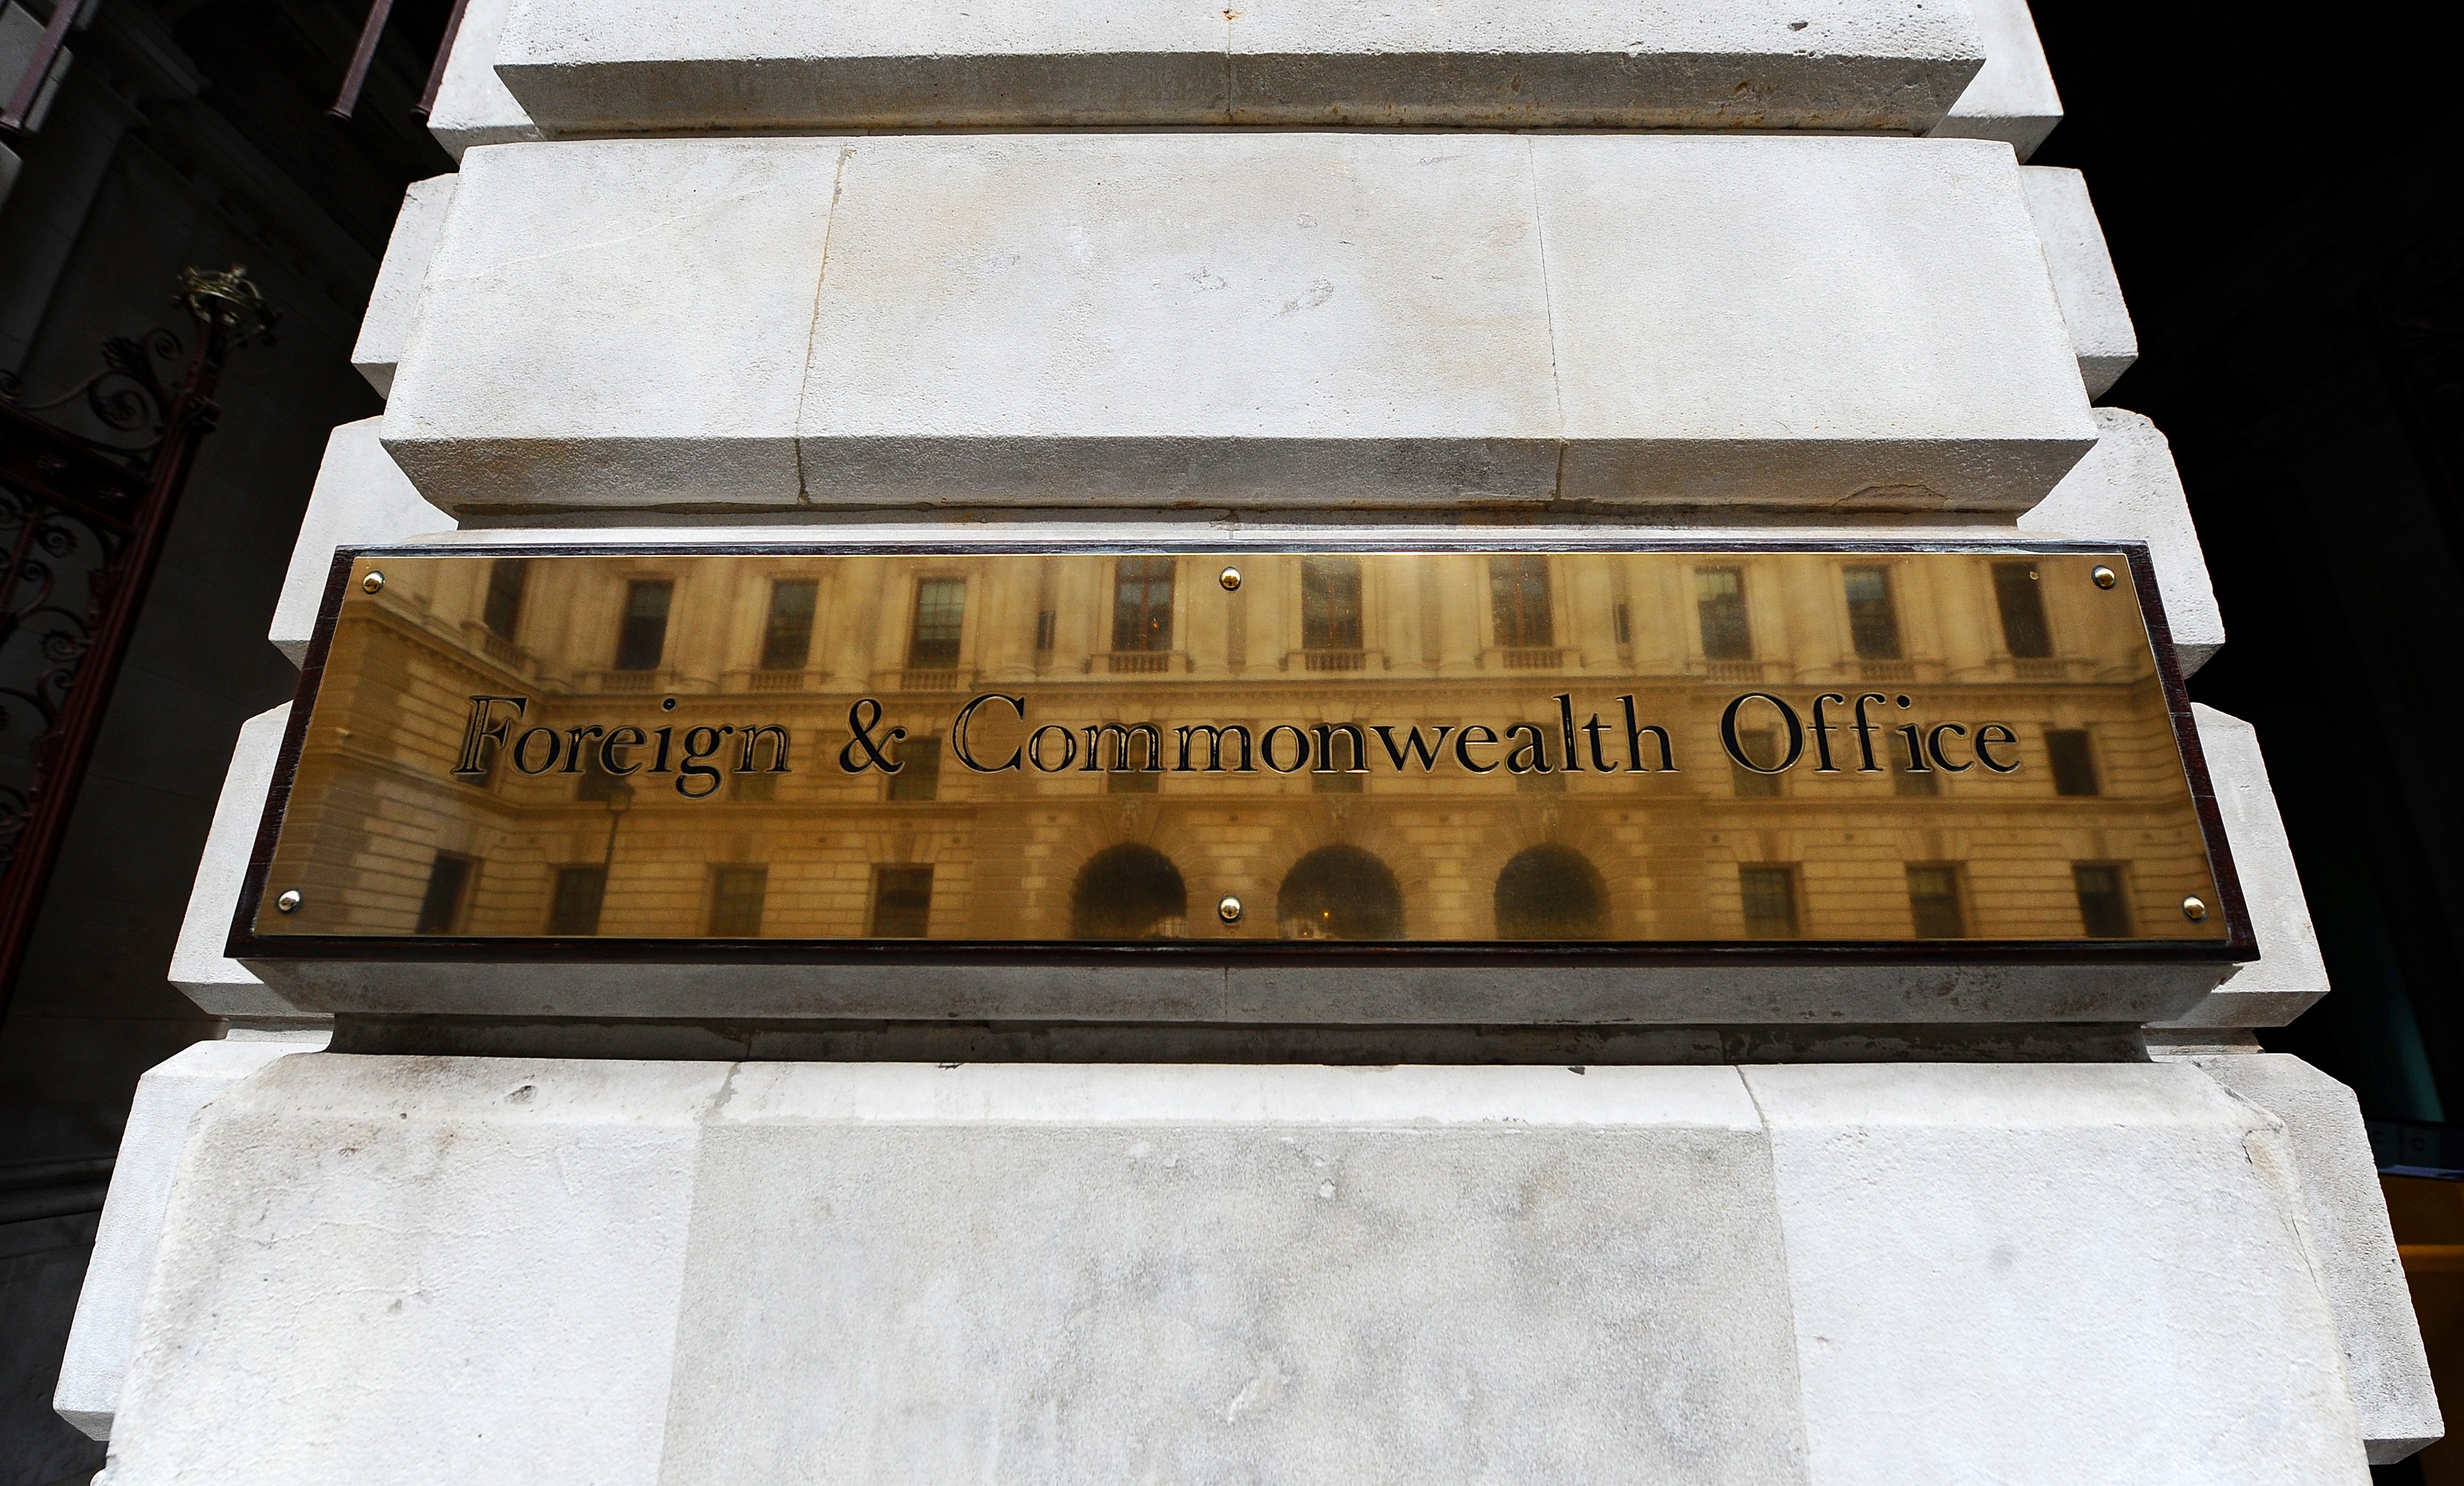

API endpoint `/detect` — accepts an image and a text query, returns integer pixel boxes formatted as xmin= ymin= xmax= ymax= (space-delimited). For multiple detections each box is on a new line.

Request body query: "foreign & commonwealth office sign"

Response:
xmin=231 ymin=542 xmax=2250 ymax=984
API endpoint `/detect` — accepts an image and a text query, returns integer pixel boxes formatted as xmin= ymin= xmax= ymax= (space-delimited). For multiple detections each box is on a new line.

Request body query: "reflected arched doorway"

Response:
xmin=1276 ymin=845 xmax=1403 ymax=940
xmin=1070 ymin=844 xmax=1188 ymax=939
xmin=1493 ymin=844 xmax=1610 ymax=940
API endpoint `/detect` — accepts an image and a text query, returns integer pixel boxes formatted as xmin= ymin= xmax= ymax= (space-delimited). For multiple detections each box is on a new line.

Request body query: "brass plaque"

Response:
xmin=238 ymin=545 xmax=2245 ymax=957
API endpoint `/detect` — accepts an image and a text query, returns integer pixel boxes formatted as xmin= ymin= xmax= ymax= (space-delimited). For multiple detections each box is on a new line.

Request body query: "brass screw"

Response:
xmin=361 ymin=571 xmax=385 ymax=594
xmin=1217 ymin=894 xmax=1243 ymax=924
xmin=1219 ymin=566 xmax=1242 ymax=592
xmin=2181 ymin=895 xmax=2208 ymax=923
xmin=2091 ymin=565 xmax=2118 ymax=590
xmin=276 ymin=889 xmax=303 ymax=914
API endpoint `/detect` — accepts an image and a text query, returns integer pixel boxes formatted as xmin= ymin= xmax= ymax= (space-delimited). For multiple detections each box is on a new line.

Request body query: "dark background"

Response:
xmin=2032 ymin=1 xmax=2464 ymax=1125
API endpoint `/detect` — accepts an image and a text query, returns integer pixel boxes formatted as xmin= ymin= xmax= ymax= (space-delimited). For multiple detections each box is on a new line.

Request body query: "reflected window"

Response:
xmin=1895 ymin=756 xmax=1941 ymax=797
xmin=1905 ymin=863 xmax=1966 ymax=938
xmin=730 ymin=771 xmax=775 ymax=801
xmin=1731 ymin=728 xmax=1782 ymax=798
xmin=2048 ymin=729 xmax=2099 ymax=796
xmin=709 ymin=866 xmax=767 ymax=937
xmin=1035 ymin=609 xmax=1057 ymax=651
xmin=1510 ymin=723 xmax=1565 ymax=792
xmin=870 ymin=866 xmax=934 ymax=937
xmin=1493 ymin=844 xmax=1608 ymax=940
xmin=1843 ymin=565 xmax=1903 ymax=660
xmin=1613 ymin=601 xmax=1632 ymax=646
xmin=483 ymin=559 xmax=527 ymax=641
xmin=1311 ymin=726 xmax=1365 ymax=794
xmin=1695 ymin=568 xmax=1751 ymax=660
xmin=576 ymin=747 xmax=628 ymax=802
xmin=1302 ymin=557 xmax=1363 ymax=652
xmin=1101 ymin=727 xmax=1162 ymax=794
xmin=1489 ymin=556 xmax=1554 ymax=648
xmin=1738 ymin=864 xmax=1799 ymax=938
xmin=761 ymin=579 xmax=818 ymax=670
xmin=1071 ymin=844 xmax=1188 ymax=939
xmin=908 ymin=578 xmax=965 ymax=668
xmin=1993 ymin=562 xmax=2054 ymax=659
xmin=1113 ymin=558 xmax=1175 ymax=653
xmin=1277 ymin=844 xmax=1403 ymax=940
xmin=415 ymin=852 xmax=475 ymax=934
xmin=887 ymin=737 xmax=941 ymax=802
xmin=2074 ymin=863 xmax=2133 ymax=937
xmin=615 ymin=580 xmax=672 ymax=672
xmin=548 ymin=866 xmax=606 ymax=936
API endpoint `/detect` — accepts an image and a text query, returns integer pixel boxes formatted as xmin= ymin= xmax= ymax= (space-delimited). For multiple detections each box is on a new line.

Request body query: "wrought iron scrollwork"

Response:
xmin=2 ymin=326 xmax=181 ymax=455
xmin=0 ymin=267 xmax=278 ymax=467
xmin=0 ymin=267 xmax=273 ymax=1011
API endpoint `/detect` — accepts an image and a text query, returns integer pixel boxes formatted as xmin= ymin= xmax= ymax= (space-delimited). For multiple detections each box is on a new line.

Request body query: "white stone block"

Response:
xmin=425 ymin=0 xmax=540 ymax=159
xmin=271 ymin=417 xmax=452 ymax=665
xmin=2147 ymin=706 xmax=2331 ymax=1030
xmin=493 ymin=0 xmax=1985 ymax=133
xmin=793 ymin=132 xmax=1564 ymax=511
xmin=660 ymin=1062 xmax=1807 ymax=1481
xmin=54 ymin=1032 xmax=328 ymax=1442
xmin=168 ymin=704 xmax=317 ymax=1023
xmin=103 ymin=1055 xmax=726 ymax=1486
xmin=2171 ymin=1053 xmax=2440 ymax=1462
xmin=387 ymin=135 xmax=2094 ymax=517
xmin=1926 ymin=0 xmax=2061 ymax=159
xmin=350 ymin=174 xmax=457 ymax=399
xmin=384 ymin=139 xmax=844 ymax=513
xmin=96 ymin=1056 xmax=2391 ymax=1482
xmin=1746 ymin=1061 xmax=2373 ymax=1484
xmin=2019 ymin=408 xmax=2223 ymax=672
xmin=1527 ymin=134 xmax=2088 ymax=510
xmin=2020 ymin=166 xmax=2135 ymax=397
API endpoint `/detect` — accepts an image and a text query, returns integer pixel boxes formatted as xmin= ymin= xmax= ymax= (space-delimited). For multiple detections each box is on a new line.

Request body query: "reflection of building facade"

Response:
xmin=264 ymin=550 xmax=2223 ymax=945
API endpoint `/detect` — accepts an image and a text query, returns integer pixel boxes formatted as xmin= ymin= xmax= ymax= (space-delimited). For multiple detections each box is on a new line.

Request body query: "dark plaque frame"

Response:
xmin=229 ymin=537 xmax=2255 ymax=970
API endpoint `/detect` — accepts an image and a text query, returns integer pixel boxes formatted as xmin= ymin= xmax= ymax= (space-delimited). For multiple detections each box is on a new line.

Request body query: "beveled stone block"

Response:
xmin=167 ymin=703 xmax=311 ymax=1022
xmin=2148 ymin=706 xmax=2331 ymax=1030
xmin=425 ymin=0 xmax=540 ymax=158
xmin=351 ymin=174 xmax=457 ymax=398
xmin=1530 ymin=134 xmax=2089 ymax=510
xmin=271 ymin=417 xmax=450 ymax=664
xmin=102 ymin=1055 xmax=726 ymax=1485
xmin=659 ymin=1062 xmax=1808 ymax=1482
xmin=383 ymin=139 xmax=844 ymax=510
xmin=2167 ymin=1052 xmax=2441 ymax=1461
xmin=493 ymin=0 xmax=1984 ymax=133
xmin=1926 ymin=0 xmax=2061 ymax=159
xmin=793 ymin=132 xmax=1564 ymax=511
xmin=2019 ymin=408 xmax=2221 ymax=671
xmin=2021 ymin=165 xmax=2135 ymax=397
xmin=53 ymin=1032 xmax=329 ymax=1442
xmin=1747 ymin=1061 xmax=2373 ymax=1482
xmin=384 ymin=135 xmax=2095 ymax=518
xmin=91 ymin=1056 xmax=2389 ymax=1483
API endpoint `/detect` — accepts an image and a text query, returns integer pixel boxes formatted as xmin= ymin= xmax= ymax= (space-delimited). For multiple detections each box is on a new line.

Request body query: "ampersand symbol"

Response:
xmin=839 ymin=697 xmax=906 ymax=774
